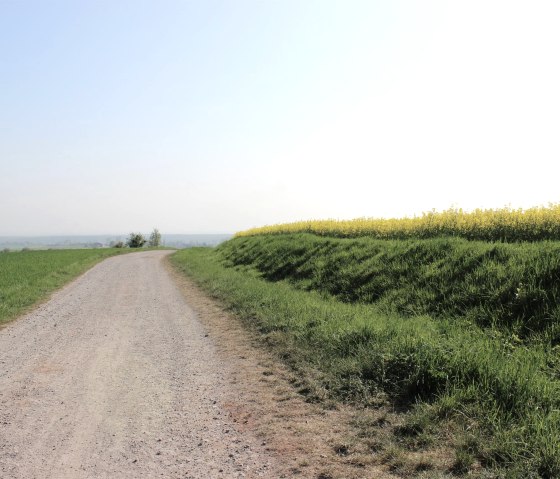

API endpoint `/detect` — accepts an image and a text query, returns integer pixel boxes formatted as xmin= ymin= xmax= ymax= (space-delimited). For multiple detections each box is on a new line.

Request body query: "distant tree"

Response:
xmin=126 ymin=233 xmax=146 ymax=248
xmin=114 ymin=241 xmax=125 ymax=248
xmin=2 ymin=248 xmax=10 ymax=253
xmin=148 ymin=228 xmax=162 ymax=247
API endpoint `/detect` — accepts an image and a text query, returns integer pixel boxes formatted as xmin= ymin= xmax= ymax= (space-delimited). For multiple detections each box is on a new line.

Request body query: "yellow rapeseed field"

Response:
xmin=236 ymin=205 xmax=560 ymax=242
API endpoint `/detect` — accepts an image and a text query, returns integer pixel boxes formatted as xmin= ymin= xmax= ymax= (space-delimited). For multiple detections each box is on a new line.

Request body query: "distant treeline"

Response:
xmin=0 ymin=234 xmax=231 ymax=251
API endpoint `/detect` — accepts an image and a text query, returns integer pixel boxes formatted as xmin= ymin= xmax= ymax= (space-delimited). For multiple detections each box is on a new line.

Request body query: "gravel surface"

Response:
xmin=0 ymin=251 xmax=282 ymax=478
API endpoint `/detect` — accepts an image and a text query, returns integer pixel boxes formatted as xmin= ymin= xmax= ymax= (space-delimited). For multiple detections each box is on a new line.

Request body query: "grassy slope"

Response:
xmin=220 ymin=234 xmax=560 ymax=337
xmin=171 ymin=239 xmax=560 ymax=478
xmin=0 ymin=248 xmax=126 ymax=324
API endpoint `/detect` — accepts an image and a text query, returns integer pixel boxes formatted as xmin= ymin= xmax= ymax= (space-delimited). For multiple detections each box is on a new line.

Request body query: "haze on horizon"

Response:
xmin=1 ymin=1 xmax=559 ymax=236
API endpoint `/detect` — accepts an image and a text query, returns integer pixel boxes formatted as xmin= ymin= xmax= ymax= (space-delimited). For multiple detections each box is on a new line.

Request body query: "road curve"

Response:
xmin=0 ymin=251 xmax=280 ymax=478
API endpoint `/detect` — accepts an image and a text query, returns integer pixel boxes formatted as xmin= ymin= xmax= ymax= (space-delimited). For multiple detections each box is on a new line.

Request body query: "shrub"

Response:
xmin=126 ymin=233 xmax=146 ymax=248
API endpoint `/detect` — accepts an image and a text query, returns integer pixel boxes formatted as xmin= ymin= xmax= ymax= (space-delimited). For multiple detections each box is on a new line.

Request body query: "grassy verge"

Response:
xmin=0 ymin=248 xmax=127 ymax=324
xmin=219 ymin=234 xmax=560 ymax=338
xmin=171 ymin=245 xmax=560 ymax=478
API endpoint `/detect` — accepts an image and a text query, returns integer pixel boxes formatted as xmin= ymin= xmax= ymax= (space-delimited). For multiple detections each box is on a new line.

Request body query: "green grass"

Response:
xmin=219 ymin=234 xmax=560 ymax=338
xmin=170 ymin=240 xmax=560 ymax=478
xmin=0 ymin=248 xmax=126 ymax=324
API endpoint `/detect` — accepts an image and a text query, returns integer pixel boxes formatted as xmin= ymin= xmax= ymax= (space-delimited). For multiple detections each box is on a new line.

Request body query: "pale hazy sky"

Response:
xmin=1 ymin=1 xmax=559 ymax=235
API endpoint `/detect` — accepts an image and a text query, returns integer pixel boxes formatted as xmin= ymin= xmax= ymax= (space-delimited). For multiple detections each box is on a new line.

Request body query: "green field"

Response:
xmin=171 ymin=236 xmax=560 ymax=478
xmin=0 ymin=248 xmax=126 ymax=324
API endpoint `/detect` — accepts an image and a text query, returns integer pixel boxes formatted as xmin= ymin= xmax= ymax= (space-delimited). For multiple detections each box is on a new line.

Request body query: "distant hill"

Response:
xmin=0 ymin=234 xmax=232 ymax=251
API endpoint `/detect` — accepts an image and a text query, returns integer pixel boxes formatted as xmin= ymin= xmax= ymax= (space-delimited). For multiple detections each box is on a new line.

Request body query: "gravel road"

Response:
xmin=0 ymin=251 xmax=282 ymax=478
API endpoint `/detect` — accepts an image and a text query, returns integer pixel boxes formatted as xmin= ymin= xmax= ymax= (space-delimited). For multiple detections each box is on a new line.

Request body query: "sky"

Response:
xmin=1 ymin=0 xmax=559 ymax=235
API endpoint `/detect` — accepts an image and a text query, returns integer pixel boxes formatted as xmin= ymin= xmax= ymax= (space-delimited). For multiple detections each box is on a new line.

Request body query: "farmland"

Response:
xmin=171 ymin=222 xmax=560 ymax=478
xmin=237 ymin=205 xmax=560 ymax=242
xmin=0 ymin=248 xmax=126 ymax=324
xmin=3 ymin=214 xmax=560 ymax=477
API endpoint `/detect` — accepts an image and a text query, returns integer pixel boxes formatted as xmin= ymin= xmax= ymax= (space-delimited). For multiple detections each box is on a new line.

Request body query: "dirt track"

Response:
xmin=0 ymin=250 xmax=393 ymax=479
xmin=0 ymin=251 xmax=285 ymax=478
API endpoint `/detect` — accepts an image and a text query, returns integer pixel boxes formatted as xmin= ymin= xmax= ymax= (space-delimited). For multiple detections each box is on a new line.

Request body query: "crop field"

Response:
xmin=237 ymin=205 xmax=560 ymax=242
xmin=171 ymin=230 xmax=560 ymax=478
xmin=0 ymin=248 xmax=125 ymax=324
